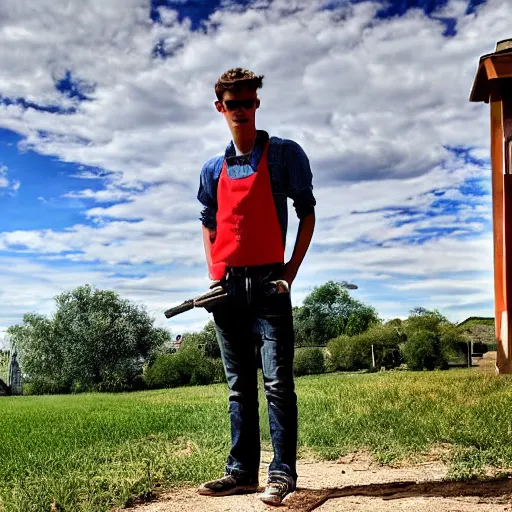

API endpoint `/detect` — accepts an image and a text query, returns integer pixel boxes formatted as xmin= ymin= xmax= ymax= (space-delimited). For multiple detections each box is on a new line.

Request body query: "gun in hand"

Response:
xmin=163 ymin=279 xmax=289 ymax=319
xmin=164 ymin=284 xmax=227 ymax=319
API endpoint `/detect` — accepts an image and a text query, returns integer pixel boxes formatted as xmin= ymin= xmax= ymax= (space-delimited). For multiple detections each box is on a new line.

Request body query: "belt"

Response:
xmin=226 ymin=262 xmax=284 ymax=278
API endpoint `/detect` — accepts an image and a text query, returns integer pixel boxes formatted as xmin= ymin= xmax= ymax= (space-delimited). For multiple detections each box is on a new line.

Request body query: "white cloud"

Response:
xmin=0 ymin=164 xmax=20 ymax=194
xmin=0 ymin=0 xmax=508 ymax=330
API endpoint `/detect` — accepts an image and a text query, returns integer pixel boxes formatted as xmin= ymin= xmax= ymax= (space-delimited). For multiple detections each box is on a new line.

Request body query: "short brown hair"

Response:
xmin=215 ymin=68 xmax=264 ymax=101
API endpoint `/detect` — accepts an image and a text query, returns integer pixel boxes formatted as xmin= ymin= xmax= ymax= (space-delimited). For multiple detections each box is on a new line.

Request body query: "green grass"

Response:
xmin=1 ymin=369 xmax=512 ymax=511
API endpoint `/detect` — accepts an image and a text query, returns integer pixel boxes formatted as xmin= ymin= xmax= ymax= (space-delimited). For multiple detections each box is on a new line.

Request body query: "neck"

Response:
xmin=232 ymin=127 xmax=257 ymax=154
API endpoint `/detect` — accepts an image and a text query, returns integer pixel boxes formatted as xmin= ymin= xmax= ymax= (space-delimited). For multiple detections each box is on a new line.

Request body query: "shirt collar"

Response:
xmin=225 ymin=130 xmax=269 ymax=169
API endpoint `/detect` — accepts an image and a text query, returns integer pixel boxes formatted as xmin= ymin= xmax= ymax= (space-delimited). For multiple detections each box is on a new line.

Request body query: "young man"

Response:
xmin=197 ymin=68 xmax=316 ymax=505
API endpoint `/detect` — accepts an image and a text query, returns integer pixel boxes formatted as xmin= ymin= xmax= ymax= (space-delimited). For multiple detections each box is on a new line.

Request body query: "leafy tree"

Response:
xmin=385 ymin=318 xmax=404 ymax=329
xmin=182 ymin=320 xmax=220 ymax=358
xmin=8 ymin=285 xmax=171 ymax=393
xmin=400 ymin=308 xmax=464 ymax=370
xmin=404 ymin=307 xmax=448 ymax=334
xmin=8 ymin=314 xmax=68 ymax=393
xmin=201 ymin=320 xmax=220 ymax=358
xmin=294 ymin=281 xmax=379 ymax=345
xmin=0 ymin=350 xmax=9 ymax=382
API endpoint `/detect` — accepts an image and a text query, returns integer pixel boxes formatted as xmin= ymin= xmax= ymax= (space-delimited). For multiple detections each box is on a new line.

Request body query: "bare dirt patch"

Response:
xmin=120 ymin=452 xmax=512 ymax=512
xmin=474 ymin=351 xmax=497 ymax=372
xmin=121 ymin=354 xmax=508 ymax=511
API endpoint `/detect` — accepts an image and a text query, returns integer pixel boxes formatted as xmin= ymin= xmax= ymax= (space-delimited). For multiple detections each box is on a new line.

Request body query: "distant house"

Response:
xmin=457 ymin=317 xmax=496 ymax=356
xmin=457 ymin=316 xmax=495 ymax=329
xmin=457 ymin=317 xmax=495 ymax=341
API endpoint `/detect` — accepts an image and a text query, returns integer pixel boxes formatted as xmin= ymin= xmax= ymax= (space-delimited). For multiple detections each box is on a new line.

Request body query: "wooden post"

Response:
xmin=470 ymin=39 xmax=512 ymax=374
xmin=7 ymin=343 xmax=22 ymax=396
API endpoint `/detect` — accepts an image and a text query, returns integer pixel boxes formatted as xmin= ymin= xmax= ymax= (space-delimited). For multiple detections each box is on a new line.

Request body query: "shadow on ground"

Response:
xmin=285 ymin=476 xmax=512 ymax=511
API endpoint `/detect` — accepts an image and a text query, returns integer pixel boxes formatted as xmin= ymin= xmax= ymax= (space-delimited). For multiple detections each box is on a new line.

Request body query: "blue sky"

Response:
xmin=0 ymin=0 xmax=509 ymax=347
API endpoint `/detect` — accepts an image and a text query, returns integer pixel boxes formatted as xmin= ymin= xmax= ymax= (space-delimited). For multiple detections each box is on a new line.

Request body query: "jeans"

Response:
xmin=211 ymin=263 xmax=297 ymax=487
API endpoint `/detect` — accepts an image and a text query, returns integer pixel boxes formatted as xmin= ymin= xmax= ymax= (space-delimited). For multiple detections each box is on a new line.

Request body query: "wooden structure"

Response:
xmin=470 ymin=39 xmax=512 ymax=374
xmin=0 ymin=338 xmax=23 ymax=395
xmin=8 ymin=347 xmax=22 ymax=395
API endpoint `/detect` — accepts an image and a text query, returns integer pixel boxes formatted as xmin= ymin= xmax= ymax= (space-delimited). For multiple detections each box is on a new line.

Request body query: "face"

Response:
xmin=215 ymin=88 xmax=260 ymax=133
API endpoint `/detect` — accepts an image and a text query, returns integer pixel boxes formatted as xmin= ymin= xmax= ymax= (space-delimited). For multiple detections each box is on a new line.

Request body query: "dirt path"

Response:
xmin=122 ymin=452 xmax=511 ymax=512
xmin=124 ymin=354 xmax=511 ymax=511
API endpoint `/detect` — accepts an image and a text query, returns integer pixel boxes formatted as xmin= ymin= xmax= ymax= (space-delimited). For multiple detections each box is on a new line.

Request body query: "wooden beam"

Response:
xmin=490 ymin=90 xmax=504 ymax=347
xmin=484 ymin=58 xmax=499 ymax=80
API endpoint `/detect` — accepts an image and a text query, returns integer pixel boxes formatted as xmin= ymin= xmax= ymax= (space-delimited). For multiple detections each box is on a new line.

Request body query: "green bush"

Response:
xmin=400 ymin=326 xmax=463 ymax=371
xmin=400 ymin=310 xmax=466 ymax=371
xmin=293 ymin=348 xmax=325 ymax=376
xmin=211 ymin=358 xmax=226 ymax=383
xmin=327 ymin=334 xmax=367 ymax=371
xmin=144 ymin=346 xmax=217 ymax=389
xmin=327 ymin=324 xmax=405 ymax=372
xmin=363 ymin=324 xmax=405 ymax=369
xmin=182 ymin=321 xmax=220 ymax=359
xmin=401 ymin=330 xmax=441 ymax=370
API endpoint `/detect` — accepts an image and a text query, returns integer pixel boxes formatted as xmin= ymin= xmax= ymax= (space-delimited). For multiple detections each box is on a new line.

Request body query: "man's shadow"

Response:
xmin=281 ymin=476 xmax=512 ymax=511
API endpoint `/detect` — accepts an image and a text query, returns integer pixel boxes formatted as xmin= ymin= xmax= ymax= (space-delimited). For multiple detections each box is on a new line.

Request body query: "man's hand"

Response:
xmin=283 ymin=263 xmax=298 ymax=288
xmin=283 ymin=211 xmax=315 ymax=289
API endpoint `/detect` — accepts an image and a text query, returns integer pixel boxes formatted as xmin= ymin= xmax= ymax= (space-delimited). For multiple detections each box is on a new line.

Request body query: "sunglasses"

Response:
xmin=222 ymin=99 xmax=258 ymax=111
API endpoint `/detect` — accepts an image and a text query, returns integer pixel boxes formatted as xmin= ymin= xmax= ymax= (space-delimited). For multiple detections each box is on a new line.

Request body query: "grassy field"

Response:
xmin=1 ymin=369 xmax=512 ymax=511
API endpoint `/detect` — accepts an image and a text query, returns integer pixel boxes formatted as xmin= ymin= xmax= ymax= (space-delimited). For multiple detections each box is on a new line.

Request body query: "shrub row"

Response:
xmin=327 ymin=324 xmax=405 ymax=372
xmin=144 ymin=346 xmax=225 ymax=389
xmin=144 ymin=345 xmax=330 ymax=390
xmin=144 ymin=319 xmax=484 ymax=390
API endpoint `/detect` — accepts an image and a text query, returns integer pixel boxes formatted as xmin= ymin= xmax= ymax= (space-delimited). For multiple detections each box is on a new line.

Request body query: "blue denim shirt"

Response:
xmin=197 ymin=130 xmax=316 ymax=247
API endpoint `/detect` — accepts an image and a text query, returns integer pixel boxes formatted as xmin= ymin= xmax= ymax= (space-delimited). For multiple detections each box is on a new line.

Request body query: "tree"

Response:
xmin=201 ymin=320 xmax=220 ymax=358
xmin=182 ymin=320 xmax=220 ymax=358
xmin=293 ymin=281 xmax=379 ymax=345
xmin=0 ymin=350 xmax=9 ymax=381
xmin=400 ymin=307 xmax=463 ymax=370
xmin=8 ymin=285 xmax=171 ymax=393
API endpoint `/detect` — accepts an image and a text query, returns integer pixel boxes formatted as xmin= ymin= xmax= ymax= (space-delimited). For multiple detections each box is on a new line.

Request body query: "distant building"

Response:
xmin=454 ymin=317 xmax=495 ymax=366
xmin=457 ymin=317 xmax=495 ymax=349
xmin=0 ymin=338 xmax=23 ymax=396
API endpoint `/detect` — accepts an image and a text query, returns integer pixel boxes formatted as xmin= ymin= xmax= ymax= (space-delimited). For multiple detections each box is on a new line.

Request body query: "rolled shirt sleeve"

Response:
xmin=285 ymin=140 xmax=316 ymax=219
xmin=197 ymin=160 xmax=218 ymax=230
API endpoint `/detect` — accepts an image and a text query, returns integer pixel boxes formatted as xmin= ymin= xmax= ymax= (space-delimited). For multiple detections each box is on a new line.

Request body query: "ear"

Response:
xmin=256 ymin=98 xmax=260 ymax=109
xmin=215 ymin=100 xmax=224 ymax=113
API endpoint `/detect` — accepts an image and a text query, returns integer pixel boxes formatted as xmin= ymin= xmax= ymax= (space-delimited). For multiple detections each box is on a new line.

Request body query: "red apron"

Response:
xmin=210 ymin=141 xmax=284 ymax=280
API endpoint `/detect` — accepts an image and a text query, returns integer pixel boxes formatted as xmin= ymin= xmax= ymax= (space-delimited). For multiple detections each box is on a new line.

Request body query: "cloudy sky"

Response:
xmin=0 ymin=0 xmax=508 ymax=348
